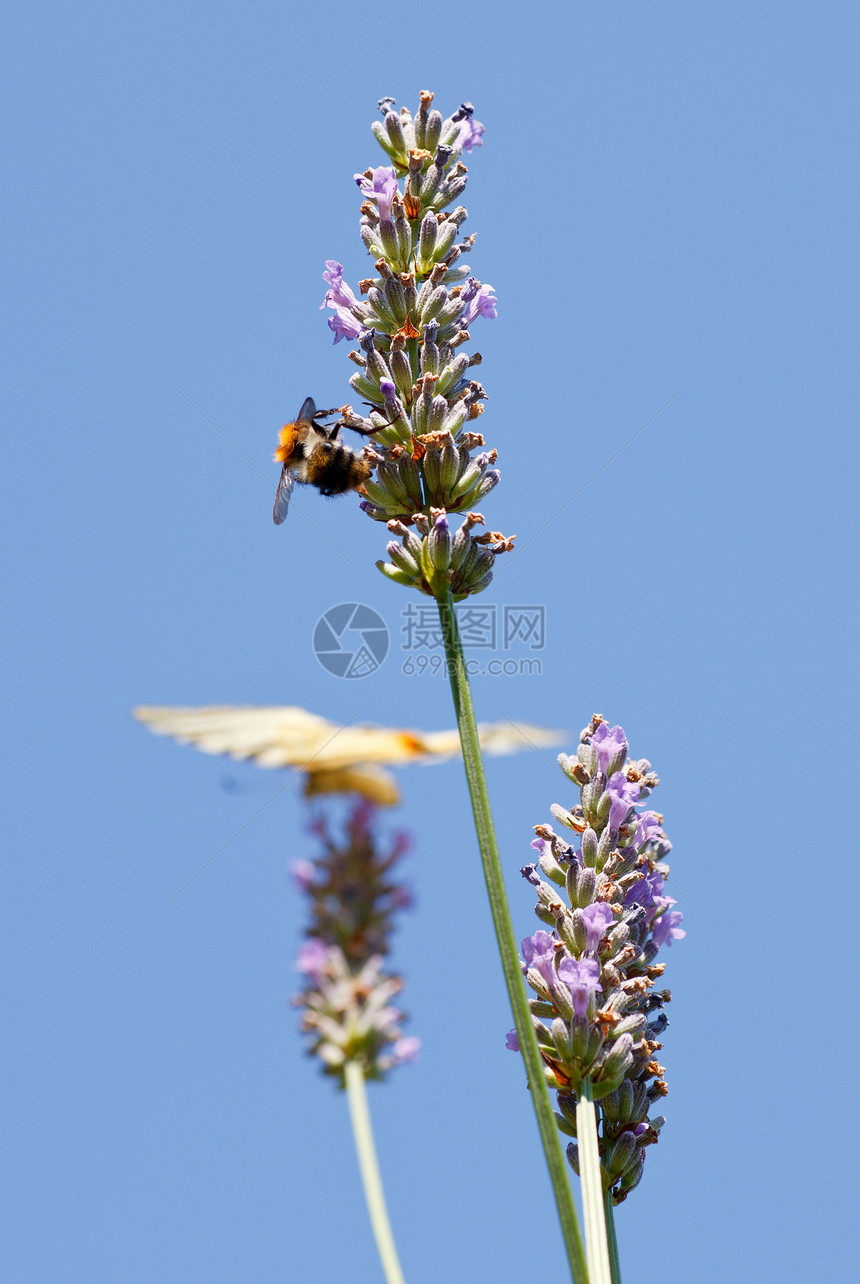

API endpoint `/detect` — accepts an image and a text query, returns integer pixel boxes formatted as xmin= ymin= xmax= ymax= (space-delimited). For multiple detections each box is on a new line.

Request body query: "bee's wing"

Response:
xmin=298 ymin=396 xmax=317 ymax=421
xmin=272 ymin=464 xmax=295 ymax=524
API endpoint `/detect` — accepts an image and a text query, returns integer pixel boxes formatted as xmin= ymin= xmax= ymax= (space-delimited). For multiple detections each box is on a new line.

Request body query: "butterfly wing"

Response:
xmin=133 ymin=706 xmax=566 ymax=792
xmin=419 ymin=722 xmax=566 ymax=759
xmin=133 ymin=705 xmax=338 ymax=767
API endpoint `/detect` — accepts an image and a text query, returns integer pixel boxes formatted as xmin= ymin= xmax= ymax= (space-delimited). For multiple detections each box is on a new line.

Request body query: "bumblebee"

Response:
xmin=272 ymin=397 xmax=377 ymax=525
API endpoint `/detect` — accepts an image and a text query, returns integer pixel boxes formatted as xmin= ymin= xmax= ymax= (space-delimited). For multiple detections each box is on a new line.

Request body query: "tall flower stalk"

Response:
xmin=437 ymin=594 xmax=588 ymax=1281
xmin=293 ymin=800 xmax=418 ymax=1284
xmin=316 ymin=92 xmax=587 ymax=1279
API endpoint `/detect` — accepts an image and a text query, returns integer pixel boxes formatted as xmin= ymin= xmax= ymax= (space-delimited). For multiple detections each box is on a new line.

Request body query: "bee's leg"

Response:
xmin=356 ymin=401 xmax=397 ymax=433
xmin=354 ymin=420 xmax=394 ymax=435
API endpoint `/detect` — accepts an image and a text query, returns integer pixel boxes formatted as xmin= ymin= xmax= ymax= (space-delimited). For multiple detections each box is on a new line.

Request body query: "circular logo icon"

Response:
xmin=312 ymin=603 xmax=389 ymax=679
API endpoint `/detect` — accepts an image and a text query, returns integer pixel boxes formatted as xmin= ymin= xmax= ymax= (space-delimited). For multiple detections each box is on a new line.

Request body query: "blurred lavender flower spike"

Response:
xmin=294 ymin=799 xmax=419 ymax=1084
xmin=315 ymin=90 xmax=512 ymax=600
xmin=510 ymin=714 xmax=684 ymax=1204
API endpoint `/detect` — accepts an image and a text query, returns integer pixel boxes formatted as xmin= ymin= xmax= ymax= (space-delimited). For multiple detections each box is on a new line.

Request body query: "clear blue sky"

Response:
xmin=3 ymin=3 xmax=857 ymax=1280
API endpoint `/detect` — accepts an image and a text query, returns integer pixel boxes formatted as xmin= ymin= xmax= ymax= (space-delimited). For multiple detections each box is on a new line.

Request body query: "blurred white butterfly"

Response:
xmin=133 ymin=704 xmax=564 ymax=806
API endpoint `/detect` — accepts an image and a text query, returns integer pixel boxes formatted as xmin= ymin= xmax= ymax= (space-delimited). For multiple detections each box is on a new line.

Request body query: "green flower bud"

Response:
xmin=594 ymin=1034 xmax=635 ymax=1096
xmin=390 ymin=348 xmax=414 ymax=401
xmin=394 ymin=211 xmax=412 ymax=267
xmin=423 ymin=110 xmax=442 ymax=153
xmin=365 ymin=287 xmax=399 ymax=332
xmin=552 ymin=1017 xmax=573 ymax=1065
xmin=416 ymin=284 xmax=448 ymax=324
xmin=605 ymin=1129 xmax=639 ymax=1180
xmin=569 ymin=864 xmax=597 ymax=909
xmin=376 ymin=560 xmax=417 ymax=589
xmin=349 ymin=372 xmax=383 ymax=402
xmin=382 ymin=110 xmax=408 ymax=163
xmin=571 ymin=1015 xmax=604 ymax=1073
xmin=419 ymin=329 xmax=440 ymax=376
xmin=417 ymin=212 xmax=438 ymax=267
xmin=434 ymin=217 xmax=459 ymax=261
xmin=379 ymin=218 xmax=400 ymax=263
xmin=616 ymin=1149 xmax=645 ymax=1196
xmin=435 ymin=353 xmax=470 ymax=397
xmin=442 ymin=402 xmax=469 ymax=437
xmin=425 ymin=515 xmax=452 ymax=572
xmin=554 ymin=1110 xmax=577 ymax=1138
xmin=382 ymin=275 xmax=408 ymax=324
xmin=387 ymin=541 xmax=420 ymax=576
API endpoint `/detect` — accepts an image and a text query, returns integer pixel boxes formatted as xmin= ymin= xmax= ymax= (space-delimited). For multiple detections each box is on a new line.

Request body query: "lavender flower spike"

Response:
xmin=515 ymin=714 xmax=683 ymax=1207
xmin=294 ymin=799 xmax=418 ymax=1084
xmin=315 ymin=91 xmax=512 ymax=600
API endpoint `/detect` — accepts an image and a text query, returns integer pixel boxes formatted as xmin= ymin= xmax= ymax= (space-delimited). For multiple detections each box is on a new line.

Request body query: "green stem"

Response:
xmin=436 ymin=590 xmax=588 ymax=1284
xmin=576 ymin=1082 xmax=611 ymax=1284
xmin=344 ymin=1059 xmax=406 ymax=1284
xmin=605 ymin=1192 xmax=622 ymax=1284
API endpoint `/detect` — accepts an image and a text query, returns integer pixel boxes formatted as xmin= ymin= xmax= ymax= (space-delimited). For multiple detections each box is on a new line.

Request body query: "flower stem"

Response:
xmin=576 ymin=1081 xmax=612 ymax=1284
xmin=344 ymin=1059 xmax=406 ymax=1284
xmin=436 ymin=590 xmax=588 ymax=1284
xmin=605 ymin=1191 xmax=622 ymax=1284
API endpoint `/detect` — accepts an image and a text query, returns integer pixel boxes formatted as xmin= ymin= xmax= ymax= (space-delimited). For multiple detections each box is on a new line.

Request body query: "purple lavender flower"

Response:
xmin=460 ymin=278 xmax=498 ymax=324
xmin=328 ymin=309 xmax=364 ymax=344
xmin=522 ymin=929 xmax=557 ymax=987
xmin=296 ymin=937 xmax=330 ymax=982
xmin=651 ymin=898 xmax=686 ymax=948
xmin=607 ymin=772 xmax=640 ymax=829
xmin=450 ymin=102 xmax=485 ymax=153
xmin=320 ymin=259 xmax=359 ymax=311
xmin=558 ymin=956 xmax=602 ymax=1018
xmin=579 ymin=902 xmax=614 ymax=954
xmin=631 ymin=810 xmax=662 ymax=851
xmin=623 ymin=872 xmax=657 ymax=913
xmin=354 ymin=165 xmax=399 ymax=221
xmin=456 ymin=115 xmax=485 ymax=152
xmin=290 ymin=859 xmax=316 ymax=891
xmin=592 ymin=723 xmax=628 ymax=775
xmin=392 ymin=1036 xmax=421 ymax=1063
xmin=530 ymin=836 xmax=553 ymax=861
xmin=505 ymin=1029 xmax=520 ymax=1052
xmin=320 ymin=260 xmax=367 ymax=344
